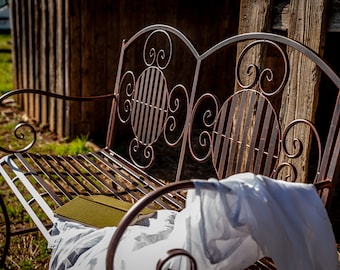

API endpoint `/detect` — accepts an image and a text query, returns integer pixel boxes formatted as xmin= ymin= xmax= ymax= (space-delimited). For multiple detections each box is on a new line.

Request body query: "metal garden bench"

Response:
xmin=0 ymin=24 xmax=339 ymax=269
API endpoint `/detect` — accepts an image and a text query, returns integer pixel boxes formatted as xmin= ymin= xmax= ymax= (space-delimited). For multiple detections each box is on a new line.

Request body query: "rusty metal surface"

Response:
xmin=0 ymin=24 xmax=339 ymax=269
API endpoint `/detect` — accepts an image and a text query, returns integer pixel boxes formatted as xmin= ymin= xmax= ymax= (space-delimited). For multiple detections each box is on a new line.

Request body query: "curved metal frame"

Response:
xmin=116 ymin=24 xmax=340 ymax=89
xmin=0 ymin=194 xmax=10 ymax=267
xmin=106 ymin=180 xmax=195 ymax=270
xmin=0 ymin=89 xmax=115 ymax=153
xmin=108 ymin=24 xmax=340 ymax=183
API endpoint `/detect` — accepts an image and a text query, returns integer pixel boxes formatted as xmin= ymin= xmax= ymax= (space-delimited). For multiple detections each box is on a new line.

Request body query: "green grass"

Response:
xmin=0 ymin=33 xmax=12 ymax=95
xmin=33 ymin=135 xmax=91 ymax=156
xmin=0 ymin=34 xmax=11 ymax=51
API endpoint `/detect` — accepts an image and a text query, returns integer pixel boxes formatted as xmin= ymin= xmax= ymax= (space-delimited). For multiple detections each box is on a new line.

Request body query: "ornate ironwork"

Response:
xmin=164 ymin=84 xmax=189 ymax=147
xmin=4 ymin=122 xmax=37 ymax=153
xmin=236 ymin=40 xmax=289 ymax=96
xmin=188 ymin=93 xmax=219 ymax=163
xmin=116 ymin=71 xmax=135 ymax=123
xmin=274 ymin=119 xmax=322 ymax=182
xmin=118 ymin=30 xmax=189 ymax=169
xmin=143 ymin=30 xmax=173 ymax=70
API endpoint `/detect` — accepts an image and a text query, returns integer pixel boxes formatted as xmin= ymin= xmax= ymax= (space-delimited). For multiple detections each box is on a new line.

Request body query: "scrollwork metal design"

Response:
xmin=129 ymin=138 xmax=155 ymax=169
xmin=188 ymin=93 xmax=219 ymax=163
xmin=282 ymin=119 xmax=321 ymax=160
xmin=164 ymin=84 xmax=189 ymax=147
xmin=116 ymin=71 xmax=136 ymax=123
xmin=275 ymin=119 xmax=322 ymax=182
xmin=273 ymin=162 xmax=298 ymax=182
xmin=143 ymin=30 xmax=173 ymax=70
xmin=0 ymin=122 xmax=36 ymax=153
xmin=236 ymin=40 xmax=289 ymax=96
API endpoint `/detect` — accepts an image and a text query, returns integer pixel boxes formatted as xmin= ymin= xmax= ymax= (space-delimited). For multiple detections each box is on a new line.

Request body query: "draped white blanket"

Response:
xmin=49 ymin=173 xmax=339 ymax=270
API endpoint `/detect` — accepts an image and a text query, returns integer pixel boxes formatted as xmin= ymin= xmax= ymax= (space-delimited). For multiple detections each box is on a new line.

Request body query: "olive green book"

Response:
xmin=54 ymin=195 xmax=154 ymax=228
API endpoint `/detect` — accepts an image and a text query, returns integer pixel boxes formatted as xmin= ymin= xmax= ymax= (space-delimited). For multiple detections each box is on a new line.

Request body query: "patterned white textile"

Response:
xmin=49 ymin=173 xmax=339 ymax=270
xmin=49 ymin=210 xmax=177 ymax=270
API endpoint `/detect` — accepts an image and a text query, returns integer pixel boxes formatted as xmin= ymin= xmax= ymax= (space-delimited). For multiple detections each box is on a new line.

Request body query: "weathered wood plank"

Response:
xmin=80 ymin=0 xmax=94 ymax=135
xmin=235 ymin=0 xmax=273 ymax=172
xmin=68 ymin=0 xmax=82 ymax=137
xmin=64 ymin=0 xmax=70 ymax=137
xmin=328 ymin=0 xmax=340 ymax=31
xmin=48 ymin=0 xmax=56 ymax=132
xmin=236 ymin=0 xmax=273 ymax=88
xmin=273 ymin=0 xmax=340 ymax=32
xmin=56 ymin=0 xmax=65 ymax=137
xmin=27 ymin=0 xmax=35 ymax=119
xmin=34 ymin=0 xmax=41 ymax=122
xmin=238 ymin=0 xmax=273 ymax=33
xmin=279 ymin=0 xmax=329 ymax=182
xmin=40 ymin=0 xmax=48 ymax=125
xmin=92 ymin=0 xmax=109 ymax=139
xmin=21 ymin=0 xmax=28 ymax=110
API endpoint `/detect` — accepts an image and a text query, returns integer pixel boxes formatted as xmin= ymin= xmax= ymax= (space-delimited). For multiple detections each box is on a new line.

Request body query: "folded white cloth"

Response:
xmin=49 ymin=173 xmax=339 ymax=270
xmin=179 ymin=173 xmax=339 ymax=269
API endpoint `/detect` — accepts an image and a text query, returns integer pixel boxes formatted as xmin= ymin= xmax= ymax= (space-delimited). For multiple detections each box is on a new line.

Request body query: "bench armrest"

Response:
xmin=0 ymin=88 xmax=115 ymax=153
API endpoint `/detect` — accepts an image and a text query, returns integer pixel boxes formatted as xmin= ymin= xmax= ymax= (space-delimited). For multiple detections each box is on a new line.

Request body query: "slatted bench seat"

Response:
xmin=0 ymin=24 xmax=339 ymax=269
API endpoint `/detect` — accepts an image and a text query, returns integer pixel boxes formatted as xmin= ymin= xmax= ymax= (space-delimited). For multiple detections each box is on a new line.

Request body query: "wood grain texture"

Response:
xmin=33 ymin=0 xmax=41 ymax=122
xmin=279 ymin=0 xmax=329 ymax=182
xmin=236 ymin=0 xmax=273 ymax=172
xmin=68 ymin=0 xmax=82 ymax=137
xmin=273 ymin=0 xmax=340 ymax=32
xmin=40 ymin=0 xmax=48 ymax=125
xmin=48 ymin=0 xmax=56 ymax=132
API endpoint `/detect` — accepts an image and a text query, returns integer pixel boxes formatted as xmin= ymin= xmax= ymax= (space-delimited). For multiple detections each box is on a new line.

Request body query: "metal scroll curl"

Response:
xmin=188 ymin=93 xmax=219 ymax=163
xmin=275 ymin=119 xmax=322 ymax=182
xmin=163 ymin=84 xmax=189 ymax=147
xmin=143 ymin=30 xmax=173 ymax=70
xmin=0 ymin=122 xmax=37 ymax=153
xmin=0 ymin=88 xmax=116 ymax=153
xmin=116 ymin=71 xmax=136 ymax=123
xmin=156 ymin=248 xmax=197 ymax=270
xmin=129 ymin=138 xmax=155 ymax=170
xmin=236 ymin=40 xmax=289 ymax=96
xmin=273 ymin=162 xmax=298 ymax=182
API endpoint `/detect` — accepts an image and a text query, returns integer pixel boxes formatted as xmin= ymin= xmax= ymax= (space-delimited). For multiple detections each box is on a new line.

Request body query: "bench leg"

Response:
xmin=0 ymin=194 xmax=10 ymax=268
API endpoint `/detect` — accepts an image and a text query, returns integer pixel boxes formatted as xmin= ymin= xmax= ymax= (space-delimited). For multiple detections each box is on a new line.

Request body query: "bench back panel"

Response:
xmin=106 ymin=25 xmax=340 ymax=201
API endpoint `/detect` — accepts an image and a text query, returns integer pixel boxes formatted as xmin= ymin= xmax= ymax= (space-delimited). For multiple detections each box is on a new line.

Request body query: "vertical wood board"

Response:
xmin=279 ymin=0 xmax=329 ymax=182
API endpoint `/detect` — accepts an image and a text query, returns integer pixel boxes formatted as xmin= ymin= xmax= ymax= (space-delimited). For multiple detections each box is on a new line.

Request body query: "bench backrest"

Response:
xmin=106 ymin=25 xmax=340 ymax=206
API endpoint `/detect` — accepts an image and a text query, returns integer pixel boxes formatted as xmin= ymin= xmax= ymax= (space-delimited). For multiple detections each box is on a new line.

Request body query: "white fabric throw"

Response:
xmin=49 ymin=173 xmax=339 ymax=270
xmin=180 ymin=173 xmax=339 ymax=269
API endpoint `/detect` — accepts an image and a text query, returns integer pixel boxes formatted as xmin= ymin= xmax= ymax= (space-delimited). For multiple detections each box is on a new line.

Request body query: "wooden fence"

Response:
xmin=9 ymin=0 xmax=340 ymax=143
